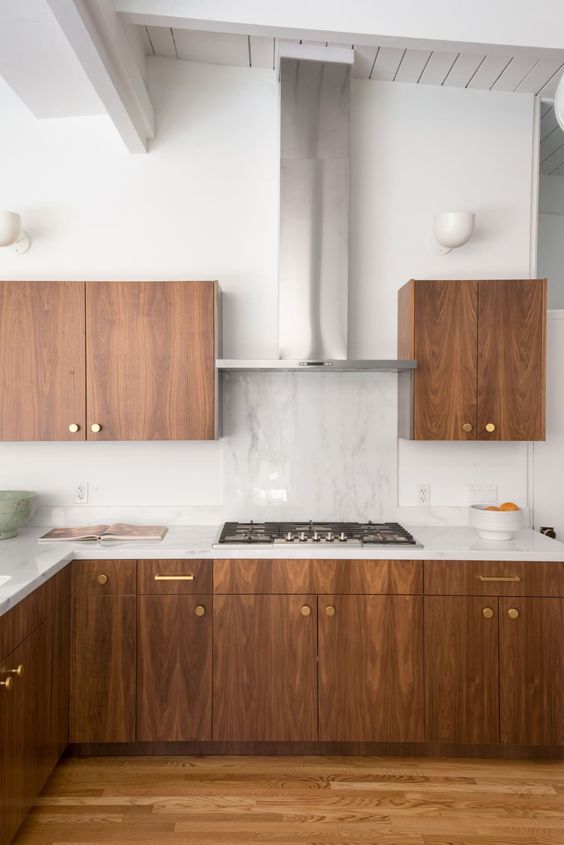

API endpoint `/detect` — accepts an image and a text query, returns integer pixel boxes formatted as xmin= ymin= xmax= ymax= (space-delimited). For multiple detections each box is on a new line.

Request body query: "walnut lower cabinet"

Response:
xmin=212 ymin=595 xmax=318 ymax=742
xmin=318 ymin=595 xmax=425 ymax=742
xmin=136 ymin=560 xmax=213 ymax=741
xmin=0 ymin=570 xmax=70 ymax=845
xmin=425 ymin=562 xmax=564 ymax=747
xmin=425 ymin=596 xmax=500 ymax=744
xmin=499 ymin=597 xmax=564 ymax=746
xmin=70 ymin=561 xmax=137 ymax=743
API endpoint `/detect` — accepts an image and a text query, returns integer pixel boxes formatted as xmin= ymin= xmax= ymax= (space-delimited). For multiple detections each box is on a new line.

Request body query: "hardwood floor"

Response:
xmin=12 ymin=755 xmax=564 ymax=844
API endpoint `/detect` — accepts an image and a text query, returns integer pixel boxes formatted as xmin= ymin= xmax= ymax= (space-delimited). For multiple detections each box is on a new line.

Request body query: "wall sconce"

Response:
xmin=0 ymin=211 xmax=31 ymax=254
xmin=427 ymin=211 xmax=475 ymax=256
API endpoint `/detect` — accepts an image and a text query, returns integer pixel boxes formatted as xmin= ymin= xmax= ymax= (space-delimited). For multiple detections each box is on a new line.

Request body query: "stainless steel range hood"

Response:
xmin=217 ymin=47 xmax=415 ymax=374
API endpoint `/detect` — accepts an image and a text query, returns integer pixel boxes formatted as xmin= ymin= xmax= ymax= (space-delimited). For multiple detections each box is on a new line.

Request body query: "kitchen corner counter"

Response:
xmin=0 ymin=524 xmax=563 ymax=617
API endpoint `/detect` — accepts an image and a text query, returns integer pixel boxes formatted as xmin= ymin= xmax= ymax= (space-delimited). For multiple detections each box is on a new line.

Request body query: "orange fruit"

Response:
xmin=499 ymin=502 xmax=520 ymax=511
xmin=485 ymin=506 xmax=500 ymax=511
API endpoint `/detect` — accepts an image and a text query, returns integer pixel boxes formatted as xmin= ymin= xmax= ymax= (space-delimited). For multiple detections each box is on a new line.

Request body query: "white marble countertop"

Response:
xmin=0 ymin=524 xmax=563 ymax=617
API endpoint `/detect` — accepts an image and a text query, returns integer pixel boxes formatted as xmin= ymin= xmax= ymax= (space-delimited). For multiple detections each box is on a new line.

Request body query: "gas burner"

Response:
xmin=214 ymin=521 xmax=422 ymax=548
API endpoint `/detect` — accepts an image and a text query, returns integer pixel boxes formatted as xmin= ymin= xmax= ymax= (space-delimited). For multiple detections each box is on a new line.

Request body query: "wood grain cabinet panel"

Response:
xmin=138 ymin=559 xmax=212 ymax=594
xmin=0 ymin=619 xmax=53 ymax=845
xmin=213 ymin=595 xmax=317 ymax=742
xmin=425 ymin=596 xmax=499 ymax=745
xmin=398 ymin=278 xmax=546 ymax=441
xmin=137 ymin=595 xmax=212 ymax=741
xmin=70 ymin=595 xmax=136 ymax=743
xmin=86 ymin=281 xmax=217 ymax=440
xmin=425 ymin=560 xmax=564 ymax=597
xmin=0 ymin=281 xmax=86 ymax=441
xmin=500 ymin=597 xmax=564 ymax=746
xmin=72 ymin=559 xmax=137 ymax=597
xmin=318 ymin=595 xmax=424 ymax=742
xmin=478 ymin=279 xmax=546 ymax=441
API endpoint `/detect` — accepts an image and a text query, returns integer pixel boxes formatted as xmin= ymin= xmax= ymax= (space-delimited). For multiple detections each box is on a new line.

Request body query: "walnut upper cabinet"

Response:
xmin=0 ymin=280 xmax=219 ymax=441
xmin=398 ymin=279 xmax=546 ymax=441
xmin=0 ymin=282 xmax=86 ymax=440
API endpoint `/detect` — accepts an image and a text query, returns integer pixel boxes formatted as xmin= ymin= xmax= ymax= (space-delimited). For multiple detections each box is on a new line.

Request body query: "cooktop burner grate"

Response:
xmin=214 ymin=521 xmax=422 ymax=548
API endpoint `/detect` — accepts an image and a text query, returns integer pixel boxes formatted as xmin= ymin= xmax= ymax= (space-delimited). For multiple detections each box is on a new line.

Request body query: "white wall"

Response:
xmin=538 ymin=172 xmax=564 ymax=308
xmin=0 ymin=58 xmax=537 ymax=524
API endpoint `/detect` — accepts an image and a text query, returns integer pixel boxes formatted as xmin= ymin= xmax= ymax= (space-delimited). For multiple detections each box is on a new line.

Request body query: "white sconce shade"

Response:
xmin=0 ymin=211 xmax=31 ymax=254
xmin=555 ymin=72 xmax=564 ymax=132
xmin=427 ymin=211 xmax=475 ymax=256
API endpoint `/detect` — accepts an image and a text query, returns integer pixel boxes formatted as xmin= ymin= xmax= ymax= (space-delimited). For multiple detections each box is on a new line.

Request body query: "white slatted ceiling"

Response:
xmin=540 ymin=107 xmax=564 ymax=175
xmin=418 ymin=51 xmax=458 ymax=85
xmin=394 ymin=49 xmax=432 ymax=83
xmin=370 ymin=47 xmax=405 ymax=81
xmin=173 ymin=30 xmax=249 ymax=66
xmin=142 ymin=25 xmax=564 ymax=102
xmin=442 ymin=54 xmax=486 ymax=87
xmin=491 ymin=56 xmax=539 ymax=92
xmin=466 ymin=54 xmax=512 ymax=90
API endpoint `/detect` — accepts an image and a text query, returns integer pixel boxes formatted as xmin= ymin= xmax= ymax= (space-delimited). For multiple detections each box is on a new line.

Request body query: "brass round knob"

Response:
xmin=0 ymin=676 xmax=13 ymax=690
xmin=68 ymin=423 xmax=80 ymax=433
xmin=8 ymin=664 xmax=24 ymax=677
xmin=325 ymin=605 xmax=336 ymax=617
xmin=508 ymin=608 xmax=519 ymax=619
xmin=485 ymin=423 xmax=496 ymax=433
xmin=195 ymin=604 xmax=206 ymax=617
xmin=462 ymin=423 xmax=473 ymax=433
xmin=91 ymin=423 xmax=102 ymax=433
xmin=97 ymin=573 xmax=109 ymax=585
xmin=482 ymin=607 xmax=494 ymax=619
xmin=301 ymin=605 xmax=312 ymax=617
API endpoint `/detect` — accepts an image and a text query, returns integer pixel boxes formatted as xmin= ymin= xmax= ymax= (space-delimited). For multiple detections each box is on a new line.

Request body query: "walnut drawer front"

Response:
xmin=425 ymin=560 xmax=564 ymax=597
xmin=71 ymin=560 xmax=137 ymax=596
xmin=138 ymin=559 xmax=212 ymax=594
xmin=213 ymin=559 xmax=422 ymax=594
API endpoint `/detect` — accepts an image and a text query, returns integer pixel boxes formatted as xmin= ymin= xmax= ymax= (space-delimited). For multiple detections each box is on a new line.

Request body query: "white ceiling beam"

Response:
xmin=115 ymin=0 xmax=564 ymax=56
xmin=46 ymin=0 xmax=155 ymax=153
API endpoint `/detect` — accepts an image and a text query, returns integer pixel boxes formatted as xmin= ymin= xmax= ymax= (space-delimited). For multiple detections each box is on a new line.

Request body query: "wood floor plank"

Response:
xmin=12 ymin=755 xmax=564 ymax=845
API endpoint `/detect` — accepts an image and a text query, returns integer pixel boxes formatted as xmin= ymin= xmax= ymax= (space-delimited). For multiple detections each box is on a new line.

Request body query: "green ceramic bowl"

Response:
xmin=0 ymin=491 xmax=38 ymax=540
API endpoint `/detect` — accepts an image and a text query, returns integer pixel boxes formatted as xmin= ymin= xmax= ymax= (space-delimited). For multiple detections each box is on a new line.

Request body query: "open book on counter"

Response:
xmin=38 ymin=524 xmax=168 ymax=543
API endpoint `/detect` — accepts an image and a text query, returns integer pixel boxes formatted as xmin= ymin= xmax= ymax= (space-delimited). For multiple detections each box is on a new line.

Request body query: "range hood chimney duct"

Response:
xmin=216 ymin=43 xmax=416 ymax=373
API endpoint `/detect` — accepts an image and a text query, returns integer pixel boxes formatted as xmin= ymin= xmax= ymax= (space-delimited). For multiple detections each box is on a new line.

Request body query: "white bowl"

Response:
xmin=469 ymin=505 xmax=522 ymax=541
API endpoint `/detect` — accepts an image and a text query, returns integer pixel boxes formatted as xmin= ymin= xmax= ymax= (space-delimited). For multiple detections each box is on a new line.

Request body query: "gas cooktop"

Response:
xmin=213 ymin=521 xmax=422 ymax=549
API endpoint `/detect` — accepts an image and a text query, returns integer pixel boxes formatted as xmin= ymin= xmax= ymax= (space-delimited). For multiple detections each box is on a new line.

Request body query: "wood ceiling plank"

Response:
xmin=146 ymin=25 xmax=176 ymax=58
xmin=443 ymin=53 xmax=486 ymax=87
xmin=540 ymin=106 xmax=559 ymax=141
xmin=516 ymin=58 xmax=564 ymax=94
xmin=466 ymin=54 xmax=512 ymax=89
xmin=542 ymin=142 xmax=564 ymax=174
xmin=249 ymin=35 xmax=274 ymax=68
xmin=352 ymin=45 xmax=378 ymax=79
xmin=370 ymin=46 xmax=405 ymax=81
xmin=418 ymin=51 xmax=458 ymax=85
xmin=491 ymin=55 xmax=539 ymax=91
xmin=540 ymin=126 xmax=564 ymax=164
xmin=538 ymin=64 xmax=564 ymax=99
xmin=140 ymin=26 xmax=154 ymax=55
xmin=173 ymin=29 xmax=249 ymax=66
xmin=394 ymin=49 xmax=432 ymax=83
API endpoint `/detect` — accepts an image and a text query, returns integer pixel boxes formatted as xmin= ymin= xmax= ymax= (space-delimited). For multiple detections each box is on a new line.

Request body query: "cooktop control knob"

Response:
xmin=326 ymin=532 xmax=334 ymax=541
xmin=285 ymin=532 xmax=293 ymax=541
xmin=313 ymin=531 xmax=320 ymax=541
xmin=339 ymin=532 xmax=347 ymax=541
xmin=299 ymin=532 xmax=307 ymax=541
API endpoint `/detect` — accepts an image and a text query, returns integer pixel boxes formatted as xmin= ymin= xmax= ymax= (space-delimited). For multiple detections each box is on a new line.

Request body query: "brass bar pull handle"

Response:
xmin=0 ymin=676 xmax=13 ymax=690
xmin=153 ymin=574 xmax=195 ymax=581
xmin=7 ymin=664 xmax=24 ymax=677
xmin=478 ymin=575 xmax=521 ymax=582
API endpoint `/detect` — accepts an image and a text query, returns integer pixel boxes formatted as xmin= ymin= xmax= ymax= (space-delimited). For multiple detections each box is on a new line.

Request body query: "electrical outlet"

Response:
xmin=74 ymin=482 xmax=88 ymax=505
xmin=416 ymin=483 xmax=430 ymax=506
xmin=467 ymin=484 xmax=497 ymax=505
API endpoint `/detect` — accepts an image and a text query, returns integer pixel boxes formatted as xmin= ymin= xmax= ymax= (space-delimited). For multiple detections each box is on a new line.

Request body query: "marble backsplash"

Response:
xmin=221 ymin=372 xmax=398 ymax=522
